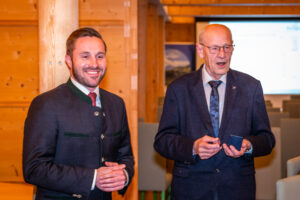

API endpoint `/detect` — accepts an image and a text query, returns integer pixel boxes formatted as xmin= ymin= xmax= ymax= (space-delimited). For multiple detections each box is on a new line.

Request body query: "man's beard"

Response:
xmin=72 ymin=62 xmax=106 ymax=88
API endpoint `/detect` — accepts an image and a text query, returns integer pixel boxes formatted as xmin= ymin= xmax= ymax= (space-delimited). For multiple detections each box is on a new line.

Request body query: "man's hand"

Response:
xmin=193 ymin=135 xmax=222 ymax=159
xmin=95 ymin=162 xmax=127 ymax=192
xmin=223 ymin=139 xmax=252 ymax=158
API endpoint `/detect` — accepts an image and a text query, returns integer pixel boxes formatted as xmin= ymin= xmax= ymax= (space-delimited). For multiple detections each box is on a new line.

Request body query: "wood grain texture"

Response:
xmin=39 ymin=0 xmax=78 ymax=93
xmin=0 ymin=107 xmax=28 ymax=182
xmin=0 ymin=0 xmax=37 ymax=21
xmin=166 ymin=5 xmax=300 ymax=16
xmin=161 ymin=0 xmax=300 ymax=4
xmin=0 ymin=26 xmax=39 ymax=102
xmin=79 ymin=0 xmax=125 ymax=20
xmin=0 ymin=182 xmax=34 ymax=200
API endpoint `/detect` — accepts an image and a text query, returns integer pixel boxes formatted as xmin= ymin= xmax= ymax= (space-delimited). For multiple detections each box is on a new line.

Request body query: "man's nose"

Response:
xmin=217 ymin=47 xmax=226 ymax=58
xmin=89 ymin=57 xmax=97 ymax=67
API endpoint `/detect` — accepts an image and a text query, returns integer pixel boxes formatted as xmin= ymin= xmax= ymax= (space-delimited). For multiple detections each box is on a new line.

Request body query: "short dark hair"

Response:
xmin=66 ymin=27 xmax=107 ymax=57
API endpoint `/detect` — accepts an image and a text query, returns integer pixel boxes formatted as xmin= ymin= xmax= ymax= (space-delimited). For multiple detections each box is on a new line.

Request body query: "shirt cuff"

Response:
xmin=123 ymin=169 xmax=129 ymax=186
xmin=91 ymin=169 xmax=97 ymax=190
xmin=92 ymin=168 xmax=129 ymax=190
xmin=245 ymin=146 xmax=253 ymax=154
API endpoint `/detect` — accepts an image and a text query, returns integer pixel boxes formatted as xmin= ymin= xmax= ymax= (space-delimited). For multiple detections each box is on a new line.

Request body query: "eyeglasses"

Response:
xmin=200 ymin=43 xmax=235 ymax=54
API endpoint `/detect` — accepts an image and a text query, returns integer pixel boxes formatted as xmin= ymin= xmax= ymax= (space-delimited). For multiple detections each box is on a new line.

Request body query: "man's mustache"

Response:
xmin=83 ymin=66 xmax=103 ymax=72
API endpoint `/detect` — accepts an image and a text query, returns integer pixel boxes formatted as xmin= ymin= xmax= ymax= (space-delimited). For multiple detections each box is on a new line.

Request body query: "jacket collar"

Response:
xmin=67 ymin=79 xmax=93 ymax=105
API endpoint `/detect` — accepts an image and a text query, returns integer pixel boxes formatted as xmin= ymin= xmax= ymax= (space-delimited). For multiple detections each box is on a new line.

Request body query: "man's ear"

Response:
xmin=196 ymin=44 xmax=204 ymax=59
xmin=65 ymin=55 xmax=72 ymax=70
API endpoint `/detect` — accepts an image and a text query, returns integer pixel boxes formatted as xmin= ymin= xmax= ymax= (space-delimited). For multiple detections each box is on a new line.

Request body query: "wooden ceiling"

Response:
xmin=160 ymin=0 xmax=300 ymax=23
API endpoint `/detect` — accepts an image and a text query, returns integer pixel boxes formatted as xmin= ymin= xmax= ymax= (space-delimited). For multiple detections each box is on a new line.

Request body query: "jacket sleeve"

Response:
xmin=245 ymin=82 xmax=276 ymax=157
xmin=22 ymin=96 xmax=94 ymax=198
xmin=153 ymin=85 xmax=196 ymax=163
xmin=117 ymin=100 xmax=134 ymax=195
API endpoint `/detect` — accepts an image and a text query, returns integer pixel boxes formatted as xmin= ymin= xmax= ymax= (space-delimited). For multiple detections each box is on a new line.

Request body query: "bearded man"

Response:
xmin=23 ymin=27 xmax=134 ymax=200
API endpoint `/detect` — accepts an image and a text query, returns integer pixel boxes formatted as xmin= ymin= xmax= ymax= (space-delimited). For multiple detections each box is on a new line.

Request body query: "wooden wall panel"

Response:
xmin=0 ymin=26 xmax=39 ymax=102
xmin=0 ymin=182 xmax=34 ymax=200
xmin=79 ymin=0 xmax=125 ymax=21
xmin=0 ymin=0 xmax=37 ymax=21
xmin=165 ymin=23 xmax=195 ymax=43
xmin=0 ymin=107 xmax=28 ymax=182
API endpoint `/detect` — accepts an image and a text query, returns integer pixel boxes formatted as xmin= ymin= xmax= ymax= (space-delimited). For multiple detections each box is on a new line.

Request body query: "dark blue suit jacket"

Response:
xmin=154 ymin=67 xmax=275 ymax=200
xmin=23 ymin=80 xmax=134 ymax=200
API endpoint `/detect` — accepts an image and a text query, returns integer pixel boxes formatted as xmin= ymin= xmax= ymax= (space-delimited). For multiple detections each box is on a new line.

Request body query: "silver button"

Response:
xmin=101 ymin=157 xmax=105 ymax=162
xmin=101 ymin=134 xmax=104 ymax=140
xmin=216 ymin=168 xmax=220 ymax=173
xmin=94 ymin=111 xmax=100 ymax=116
xmin=103 ymin=112 xmax=105 ymax=117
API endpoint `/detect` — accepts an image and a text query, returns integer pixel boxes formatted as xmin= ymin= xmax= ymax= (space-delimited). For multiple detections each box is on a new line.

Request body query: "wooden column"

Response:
xmin=139 ymin=1 xmax=166 ymax=123
xmin=39 ymin=0 xmax=78 ymax=93
xmin=146 ymin=3 xmax=159 ymax=122
xmin=158 ymin=15 xmax=165 ymax=99
xmin=123 ymin=0 xmax=138 ymax=199
xmin=138 ymin=0 xmax=148 ymax=122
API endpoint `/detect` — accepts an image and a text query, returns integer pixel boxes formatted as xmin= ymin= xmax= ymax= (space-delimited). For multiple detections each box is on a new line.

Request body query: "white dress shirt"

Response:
xmin=71 ymin=78 xmax=101 ymax=108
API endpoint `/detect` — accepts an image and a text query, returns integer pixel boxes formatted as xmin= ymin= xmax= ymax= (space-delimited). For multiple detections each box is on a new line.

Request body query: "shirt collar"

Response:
xmin=202 ymin=64 xmax=227 ymax=85
xmin=70 ymin=77 xmax=100 ymax=97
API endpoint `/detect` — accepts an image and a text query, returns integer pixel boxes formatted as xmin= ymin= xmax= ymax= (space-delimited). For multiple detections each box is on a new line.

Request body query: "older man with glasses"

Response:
xmin=154 ymin=24 xmax=275 ymax=200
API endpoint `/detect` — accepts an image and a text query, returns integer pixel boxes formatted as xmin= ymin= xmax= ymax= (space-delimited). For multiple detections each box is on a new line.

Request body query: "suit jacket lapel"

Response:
xmin=219 ymin=69 xmax=238 ymax=140
xmin=192 ymin=66 xmax=215 ymax=137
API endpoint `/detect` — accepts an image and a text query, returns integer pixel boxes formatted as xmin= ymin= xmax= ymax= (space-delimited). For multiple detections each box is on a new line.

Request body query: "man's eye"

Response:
xmin=224 ymin=46 xmax=230 ymax=50
xmin=81 ymin=55 xmax=89 ymax=59
xmin=211 ymin=47 xmax=219 ymax=51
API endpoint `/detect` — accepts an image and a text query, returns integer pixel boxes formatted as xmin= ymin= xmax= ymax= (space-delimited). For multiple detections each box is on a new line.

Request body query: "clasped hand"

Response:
xmin=193 ymin=135 xmax=252 ymax=159
xmin=96 ymin=162 xmax=127 ymax=192
xmin=193 ymin=135 xmax=222 ymax=159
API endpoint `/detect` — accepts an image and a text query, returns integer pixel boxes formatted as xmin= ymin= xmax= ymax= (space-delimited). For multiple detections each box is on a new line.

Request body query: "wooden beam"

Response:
xmin=161 ymin=0 xmax=300 ymax=5
xmin=79 ymin=20 xmax=123 ymax=26
xmin=0 ymin=20 xmax=37 ymax=26
xmin=169 ymin=16 xmax=195 ymax=23
xmin=39 ymin=0 xmax=78 ymax=93
xmin=166 ymin=5 xmax=300 ymax=16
